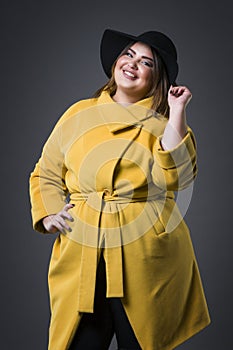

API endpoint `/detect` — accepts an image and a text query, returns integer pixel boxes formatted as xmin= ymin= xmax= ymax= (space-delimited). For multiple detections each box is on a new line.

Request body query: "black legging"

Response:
xmin=69 ymin=254 xmax=142 ymax=350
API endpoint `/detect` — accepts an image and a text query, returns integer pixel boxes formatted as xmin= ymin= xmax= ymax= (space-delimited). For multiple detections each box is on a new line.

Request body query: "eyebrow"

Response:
xmin=128 ymin=48 xmax=154 ymax=62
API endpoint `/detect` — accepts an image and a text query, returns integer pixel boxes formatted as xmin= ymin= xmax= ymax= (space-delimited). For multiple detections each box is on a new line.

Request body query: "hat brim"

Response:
xmin=100 ymin=29 xmax=178 ymax=86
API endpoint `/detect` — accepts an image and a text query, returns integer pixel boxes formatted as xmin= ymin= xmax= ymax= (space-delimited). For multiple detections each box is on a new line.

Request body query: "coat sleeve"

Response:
xmin=151 ymin=127 xmax=197 ymax=191
xmin=29 ymin=123 xmax=69 ymax=233
xmin=29 ymin=98 xmax=97 ymax=233
xmin=29 ymin=103 xmax=79 ymax=234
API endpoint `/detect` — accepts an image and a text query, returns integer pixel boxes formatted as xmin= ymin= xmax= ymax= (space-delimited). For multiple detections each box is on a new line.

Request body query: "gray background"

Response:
xmin=1 ymin=0 xmax=233 ymax=349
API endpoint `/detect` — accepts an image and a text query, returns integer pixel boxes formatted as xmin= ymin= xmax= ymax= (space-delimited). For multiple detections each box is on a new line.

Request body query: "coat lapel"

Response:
xmin=97 ymin=90 xmax=157 ymax=134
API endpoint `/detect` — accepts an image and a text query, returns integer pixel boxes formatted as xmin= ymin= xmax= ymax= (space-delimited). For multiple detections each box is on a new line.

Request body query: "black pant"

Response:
xmin=69 ymin=255 xmax=142 ymax=350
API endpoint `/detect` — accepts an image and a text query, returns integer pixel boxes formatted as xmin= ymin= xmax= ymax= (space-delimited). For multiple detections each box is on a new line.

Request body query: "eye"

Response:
xmin=141 ymin=60 xmax=153 ymax=68
xmin=125 ymin=51 xmax=133 ymax=58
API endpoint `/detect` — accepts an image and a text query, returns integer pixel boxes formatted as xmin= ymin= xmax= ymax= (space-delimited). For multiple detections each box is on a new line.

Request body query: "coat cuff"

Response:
xmin=31 ymin=201 xmax=66 ymax=234
xmin=154 ymin=129 xmax=196 ymax=169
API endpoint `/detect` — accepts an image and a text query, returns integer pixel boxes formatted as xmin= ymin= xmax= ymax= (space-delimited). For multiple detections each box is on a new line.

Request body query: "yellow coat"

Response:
xmin=29 ymin=90 xmax=210 ymax=350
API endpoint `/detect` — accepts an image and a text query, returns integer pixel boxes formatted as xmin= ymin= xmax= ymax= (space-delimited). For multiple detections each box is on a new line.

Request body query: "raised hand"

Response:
xmin=168 ymin=85 xmax=192 ymax=112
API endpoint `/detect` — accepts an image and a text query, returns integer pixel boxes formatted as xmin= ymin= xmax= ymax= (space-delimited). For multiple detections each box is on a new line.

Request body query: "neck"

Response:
xmin=112 ymin=90 xmax=143 ymax=105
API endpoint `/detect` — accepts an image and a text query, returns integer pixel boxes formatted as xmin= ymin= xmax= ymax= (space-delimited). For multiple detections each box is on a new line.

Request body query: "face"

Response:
xmin=113 ymin=41 xmax=154 ymax=101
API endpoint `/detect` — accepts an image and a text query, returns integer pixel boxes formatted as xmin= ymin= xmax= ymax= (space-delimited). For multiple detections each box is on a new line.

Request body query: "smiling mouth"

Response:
xmin=123 ymin=70 xmax=137 ymax=79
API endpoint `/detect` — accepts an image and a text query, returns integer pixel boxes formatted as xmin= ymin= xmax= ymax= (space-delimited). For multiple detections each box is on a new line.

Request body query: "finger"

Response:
xmin=51 ymin=221 xmax=68 ymax=234
xmin=54 ymin=215 xmax=72 ymax=232
xmin=169 ymin=86 xmax=179 ymax=95
xmin=179 ymin=87 xmax=186 ymax=93
xmin=63 ymin=203 xmax=75 ymax=211
xmin=175 ymin=87 xmax=186 ymax=97
xmin=47 ymin=215 xmax=68 ymax=234
xmin=175 ymin=88 xmax=182 ymax=96
xmin=57 ymin=203 xmax=74 ymax=222
xmin=45 ymin=222 xmax=58 ymax=233
xmin=178 ymin=86 xmax=191 ymax=95
xmin=43 ymin=215 xmax=58 ymax=233
xmin=51 ymin=220 xmax=66 ymax=234
xmin=60 ymin=210 xmax=74 ymax=222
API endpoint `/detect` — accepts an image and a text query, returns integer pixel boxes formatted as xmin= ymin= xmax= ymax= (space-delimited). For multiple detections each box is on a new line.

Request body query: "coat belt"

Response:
xmin=69 ymin=190 xmax=167 ymax=313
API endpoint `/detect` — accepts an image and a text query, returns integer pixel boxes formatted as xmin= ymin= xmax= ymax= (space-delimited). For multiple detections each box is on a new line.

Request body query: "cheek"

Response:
xmin=113 ymin=63 xmax=121 ymax=81
xmin=138 ymin=69 xmax=151 ymax=88
xmin=141 ymin=69 xmax=154 ymax=90
xmin=115 ymin=56 xmax=128 ymax=69
xmin=142 ymin=68 xmax=153 ymax=80
xmin=114 ymin=57 xmax=127 ymax=80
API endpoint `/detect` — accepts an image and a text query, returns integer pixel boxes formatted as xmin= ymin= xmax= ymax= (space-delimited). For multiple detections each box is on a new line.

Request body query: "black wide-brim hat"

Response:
xmin=100 ymin=29 xmax=179 ymax=86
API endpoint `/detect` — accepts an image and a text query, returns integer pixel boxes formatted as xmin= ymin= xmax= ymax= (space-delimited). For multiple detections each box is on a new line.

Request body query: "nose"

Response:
xmin=128 ymin=58 xmax=138 ymax=69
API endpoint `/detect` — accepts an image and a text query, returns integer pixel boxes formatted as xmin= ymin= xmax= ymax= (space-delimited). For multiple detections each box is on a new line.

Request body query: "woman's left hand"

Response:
xmin=168 ymin=85 xmax=192 ymax=111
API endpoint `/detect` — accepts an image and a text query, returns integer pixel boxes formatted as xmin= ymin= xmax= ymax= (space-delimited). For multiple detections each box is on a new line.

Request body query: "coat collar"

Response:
xmin=96 ymin=90 xmax=157 ymax=133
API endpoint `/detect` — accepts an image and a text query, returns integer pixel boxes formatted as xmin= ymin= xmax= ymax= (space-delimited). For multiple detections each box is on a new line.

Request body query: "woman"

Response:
xmin=29 ymin=29 xmax=210 ymax=350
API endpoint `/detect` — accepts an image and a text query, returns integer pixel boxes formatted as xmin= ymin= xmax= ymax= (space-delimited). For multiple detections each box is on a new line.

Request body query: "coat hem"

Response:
xmin=159 ymin=319 xmax=211 ymax=350
xmin=122 ymin=302 xmax=210 ymax=350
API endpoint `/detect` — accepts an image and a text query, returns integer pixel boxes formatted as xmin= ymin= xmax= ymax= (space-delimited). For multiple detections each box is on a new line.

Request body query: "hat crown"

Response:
xmin=136 ymin=31 xmax=177 ymax=60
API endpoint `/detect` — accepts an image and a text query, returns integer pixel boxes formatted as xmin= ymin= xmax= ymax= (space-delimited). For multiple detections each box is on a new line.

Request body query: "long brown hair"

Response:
xmin=94 ymin=42 xmax=170 ymax=117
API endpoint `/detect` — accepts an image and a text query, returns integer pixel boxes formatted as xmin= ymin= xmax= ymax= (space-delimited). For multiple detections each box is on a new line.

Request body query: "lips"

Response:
xmin=122 ymin=69 xmax=137 ymax=80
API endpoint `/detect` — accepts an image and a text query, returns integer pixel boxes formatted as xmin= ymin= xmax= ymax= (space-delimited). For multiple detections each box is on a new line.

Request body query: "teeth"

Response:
xmin=124 ymin=70 xmax=135 ymax=78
